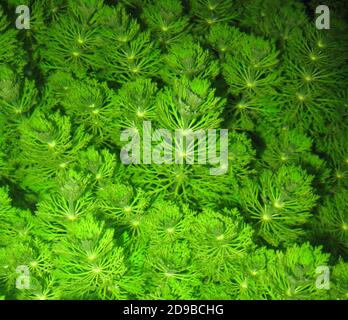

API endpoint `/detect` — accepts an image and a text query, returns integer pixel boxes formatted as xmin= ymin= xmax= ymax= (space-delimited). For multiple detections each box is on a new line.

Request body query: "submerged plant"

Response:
xmin=0 ymin=0 xmax=347 ymax=300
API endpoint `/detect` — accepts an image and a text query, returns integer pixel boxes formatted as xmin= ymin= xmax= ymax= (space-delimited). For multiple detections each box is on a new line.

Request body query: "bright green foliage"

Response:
xmin=229 ymin=243 xmax=330 ymax=300
xmin=161 ymin=36 xmax=220 ymax=82
xmin=240 ymin=166 xmax=318 ymax=246
xmin=1 ymin=78 xmax=37 ymax=119
xmin=206 ymin=24 xmax=243 ymax=58
xmin=264 ymin=243 xmax=330 ymax=299
xmin=128 ymin=131 xmax=254 ymax=208
xmin=0 ymin=0 xmax=347 ymax=301
xmin=142 ymin=241 xmax=200 ymax=299
xmin=16 ymin=111 xmax=90 ymax=193
xmin=37 ymin=8 xmax=104 ymax=77
xmin=222 ymin=31 xmax=281 ymax=96
xmin=96 ymin=4 xmax=140 ymax=44
xmin=330 ymin=259 xmax=348 ymax=299
xmin=112 ymin=78 xmax=158 ymax=135
xmin=314 ymin=190 xmax=348 ymax=255
xmin=51 ymin=214 xmax=127 ymax=299
xmin=35 ymin=170 xmax=96 ymax=241
xmin=51 ymin=76 xmax=118 ymax=143
xmin=142 ymin=0 xmax=190 ymax=47
xmin=0 ymin=6 xmax=25 ymax=71
xmin=239 ymin=0 xmax=308 ymax=45
xmin=261 ymin=129 xmax=314 ymax=168
xmin=156 ymin=77 xmax=225 ymax=131
xmin=188 ymin=208 xmax=254 ymax=278
xmin=278 ymin=19 xmax=347 ymax=133
xmin=76 ymin=148 xmax=117 ymax=186
xmin=189 ymin=0 xmax=240 ymax=31
xmin=103 ymin=31 xmax=161 ymax=82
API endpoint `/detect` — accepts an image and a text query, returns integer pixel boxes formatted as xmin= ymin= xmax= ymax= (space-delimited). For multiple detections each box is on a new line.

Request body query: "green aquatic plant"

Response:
xmin=142 ymin=0 xmax=190 ymax=47
xmin=240 ymin=165 xmax=319 ymax=246
xmin=0 ymin=0 xmax=347 ymax=300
